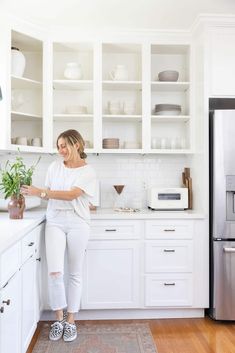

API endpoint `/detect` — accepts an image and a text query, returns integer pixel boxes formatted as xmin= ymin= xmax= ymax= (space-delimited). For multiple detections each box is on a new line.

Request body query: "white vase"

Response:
xmin=11 ymin=47 xmax=26 ymax=77
xmin=64 ymin=63 xmax=83 ymax=79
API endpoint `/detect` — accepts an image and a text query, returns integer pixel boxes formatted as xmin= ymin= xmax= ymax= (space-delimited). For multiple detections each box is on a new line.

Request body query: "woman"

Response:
xmin=21 ymin=129 xmax=96 ymax=342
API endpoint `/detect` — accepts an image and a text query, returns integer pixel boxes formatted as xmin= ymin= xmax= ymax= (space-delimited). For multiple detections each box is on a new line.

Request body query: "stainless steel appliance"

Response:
xmin=147 ymin=187 xmax=188 ymax=210
xmin=209 ymin=98 xmax=235 ymax=320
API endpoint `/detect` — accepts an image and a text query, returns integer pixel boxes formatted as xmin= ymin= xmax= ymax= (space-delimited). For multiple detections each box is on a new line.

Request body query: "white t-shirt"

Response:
xmin=45 ymin=160 xmax=96 ymax=222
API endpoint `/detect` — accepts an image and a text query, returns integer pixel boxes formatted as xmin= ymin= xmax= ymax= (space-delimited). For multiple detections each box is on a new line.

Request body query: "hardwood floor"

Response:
xmin=27 ymin=317 xmax=235 ymax=353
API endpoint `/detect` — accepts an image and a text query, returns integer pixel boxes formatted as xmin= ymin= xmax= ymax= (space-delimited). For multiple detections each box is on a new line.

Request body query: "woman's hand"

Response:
xmin=20 ymin=185 xmax=41 ymax=197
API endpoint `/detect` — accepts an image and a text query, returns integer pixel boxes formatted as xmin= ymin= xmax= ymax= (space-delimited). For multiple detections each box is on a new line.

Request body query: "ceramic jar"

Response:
xmin=11 ymin=47 xmax=26 ymax=77
xmin=109 ymin=65 xmax=128 ymax=81
xmin=64 ymin=62 xmax=83 ymax=79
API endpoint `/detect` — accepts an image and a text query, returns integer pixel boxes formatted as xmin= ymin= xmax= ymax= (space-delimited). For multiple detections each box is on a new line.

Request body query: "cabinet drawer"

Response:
xmin=21 ymin=229 xmax=37 ymax=263
xmin=145 ymin=220 xmax=193 ymax=239
xmin=90 ymin=220 xmax=142 ymax=239
xmin=145 ymin=274 xmax=193 ymax=307
xmin=0 ymin=242 xmax=20 ymax=288
xmin=145 ymin=240 xmax=193 ymax=273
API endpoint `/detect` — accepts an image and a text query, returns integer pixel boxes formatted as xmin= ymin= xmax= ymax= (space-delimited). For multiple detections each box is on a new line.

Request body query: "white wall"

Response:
xmin=0 ymin=153 xmax=187 ymax=209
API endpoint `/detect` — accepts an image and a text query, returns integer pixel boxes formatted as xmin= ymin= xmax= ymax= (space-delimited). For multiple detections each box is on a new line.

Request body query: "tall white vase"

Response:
xmin=11 ymin=47 xmax=26 ymax=77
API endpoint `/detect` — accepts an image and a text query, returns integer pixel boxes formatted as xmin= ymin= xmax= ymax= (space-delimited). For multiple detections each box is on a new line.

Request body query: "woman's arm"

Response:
xmin=20 ymin=185 xmax=84 ymax=201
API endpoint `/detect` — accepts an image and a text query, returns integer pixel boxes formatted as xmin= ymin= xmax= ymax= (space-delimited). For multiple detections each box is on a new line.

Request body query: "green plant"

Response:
xmin=0 ymin=154 xmax=40 ymax=199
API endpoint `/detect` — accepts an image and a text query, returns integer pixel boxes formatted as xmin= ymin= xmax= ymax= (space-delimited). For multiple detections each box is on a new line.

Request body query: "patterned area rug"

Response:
xmin=32 ymin=322 xmax=158 ymax=353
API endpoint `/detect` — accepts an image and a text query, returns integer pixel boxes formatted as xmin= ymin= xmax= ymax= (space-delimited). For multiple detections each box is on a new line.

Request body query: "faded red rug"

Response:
xmin=32 ymin=322 xmax=158 ymax=353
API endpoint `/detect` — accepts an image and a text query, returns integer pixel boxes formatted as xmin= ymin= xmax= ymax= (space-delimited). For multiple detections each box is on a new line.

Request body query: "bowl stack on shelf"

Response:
xmin=102 ymin=138 xmax=119 ymax=149
xmin=157 ymin=70 xmax=179 ymax=82
xmin=154 ymin=104 xmax=181 ymax=116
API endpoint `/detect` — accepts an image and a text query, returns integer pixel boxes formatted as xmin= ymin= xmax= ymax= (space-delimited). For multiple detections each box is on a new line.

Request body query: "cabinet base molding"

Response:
xmin=41 ymin=308 xmax=205 ymax=321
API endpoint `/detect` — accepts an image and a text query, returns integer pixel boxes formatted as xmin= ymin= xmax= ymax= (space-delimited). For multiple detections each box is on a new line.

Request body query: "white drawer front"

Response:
xmin=145 ymin=274 xmax=193 ymax=307
xmin=21 ymin=229 xmax=37 ymax=263
xmin=145 ymin=220 xmax=193 ymax=239
xmin=0 ymin=242 xmax=20 ymax=288
xmin=145 ymin=240 xmax=193 ymax=273
xmin=90 ymin=220 xmax=142 ymax=239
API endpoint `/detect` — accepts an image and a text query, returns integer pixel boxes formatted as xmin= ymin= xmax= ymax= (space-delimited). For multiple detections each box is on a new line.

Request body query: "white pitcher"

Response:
xmin=109 ymin=65 xmax=128 ymax=81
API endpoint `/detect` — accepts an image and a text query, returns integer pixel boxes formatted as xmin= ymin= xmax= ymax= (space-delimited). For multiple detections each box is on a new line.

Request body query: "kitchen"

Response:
xmin=1 ymin=1 xmax=235 ymax=352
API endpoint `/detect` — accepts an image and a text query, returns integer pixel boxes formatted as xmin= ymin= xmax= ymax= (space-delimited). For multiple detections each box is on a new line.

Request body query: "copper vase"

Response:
xmin=8 ymin=194 xmax=25 ymax=219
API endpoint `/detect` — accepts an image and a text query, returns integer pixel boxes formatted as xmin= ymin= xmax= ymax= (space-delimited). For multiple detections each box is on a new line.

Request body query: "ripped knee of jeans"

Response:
xmin=49 ymin=272 xmax=62 ymax=279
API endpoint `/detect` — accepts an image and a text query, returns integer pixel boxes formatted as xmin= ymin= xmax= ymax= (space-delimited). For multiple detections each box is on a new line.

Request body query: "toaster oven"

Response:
xmin=147 ymin=187 xmax=188 ymax=210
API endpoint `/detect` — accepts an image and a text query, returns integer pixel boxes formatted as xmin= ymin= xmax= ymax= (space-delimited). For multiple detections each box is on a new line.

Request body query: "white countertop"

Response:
xmin=90 ymin=208 xmax=206 ymax=219
xmin=0 ymin=209 xmax=45 ymax=255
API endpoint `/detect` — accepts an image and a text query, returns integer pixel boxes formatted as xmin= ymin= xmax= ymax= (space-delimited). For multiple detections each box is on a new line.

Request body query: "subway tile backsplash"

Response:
xmin=0 ymin=153 xmax=187 ymax=209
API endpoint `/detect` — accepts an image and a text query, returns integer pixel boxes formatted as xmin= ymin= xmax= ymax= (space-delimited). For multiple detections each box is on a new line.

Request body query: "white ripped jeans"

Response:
xmin=45 ymin=210 xmax=90 ymax=313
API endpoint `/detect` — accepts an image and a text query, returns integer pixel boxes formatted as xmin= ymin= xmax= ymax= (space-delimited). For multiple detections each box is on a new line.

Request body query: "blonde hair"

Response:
xmin=56 ymin=129 xmax=87 ymax=159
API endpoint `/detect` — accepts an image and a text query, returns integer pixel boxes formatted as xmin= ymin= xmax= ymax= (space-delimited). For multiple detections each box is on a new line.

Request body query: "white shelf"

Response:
xmin=102 ymin=81 xmax=142 ymax=91
xmin=53 ymin=80 xmax=93 ymax=90
xmin=11 ymin=76 xmax=42 ymax=89
xmin=52 ymin=147 xmax=95 ymax=154
xmin=10 ymin=145 xmax=44 ymax=153
xmin=151 ymin=82 xmax=190 ymax=92
xmin=151 ymin=115 xmax=190 ymax=123
xmin=103 ymin=114 xmax=142 ymax=122
xmin=11 ymin=111 xmax=42 ymax=121
xmin=53 ymin=114 xmax=93 ymax=122
xmin=149 ymin=149 xmax=193 ymax=154
xmin=101 ymin=148 xmax=142 ymax=153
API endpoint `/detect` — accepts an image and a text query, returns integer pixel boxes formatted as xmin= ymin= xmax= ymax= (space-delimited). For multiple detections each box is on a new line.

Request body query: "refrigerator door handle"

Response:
xmin=223 ymin=246 xmax=235 ymax=253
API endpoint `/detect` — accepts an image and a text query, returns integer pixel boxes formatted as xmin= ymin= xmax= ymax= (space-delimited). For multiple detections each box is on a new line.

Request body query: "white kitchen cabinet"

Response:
xmin=0 ymin=271 xmax=21 ymax=353
xmin=144 ymin=220 xmax=194 ymax=307
xmin=0 ymin=221 xmax=45 ymax=353
xmin=52 ymin=42 xmax=95 ymax=152
xmin=207 ymin=27 xmax=235 ymax=97
xmin=82 ymin=240 xmax=140 ymax=309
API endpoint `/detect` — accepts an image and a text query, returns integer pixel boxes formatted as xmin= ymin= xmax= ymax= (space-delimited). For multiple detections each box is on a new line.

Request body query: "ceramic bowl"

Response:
xmin=158 ymin=70 xmax=179 ymax=82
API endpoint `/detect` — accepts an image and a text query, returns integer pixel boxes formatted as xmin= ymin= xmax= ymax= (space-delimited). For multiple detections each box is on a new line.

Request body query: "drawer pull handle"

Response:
xmin=164 ymin=229 xmax=175 ymax=232
xmin=105 ymin=229 xmax=117 ymax=232
xmin=0 ymin=307 xmax=4 ymax=313
xmin=163 ymin=249 xmax=175 ymax=253
xmin=164 ymin=282 xmax=176 ymax=286
xmin=28 ymin=242 xmax=34 ymax=247
xmin=36 ymin=257 xmax=41 ymax=262
xmin=2 ymin=299 xmax=10 ymax=305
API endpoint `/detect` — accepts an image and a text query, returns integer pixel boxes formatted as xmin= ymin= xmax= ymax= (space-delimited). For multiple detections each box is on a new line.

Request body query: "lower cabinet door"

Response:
xmin=21 ymin=255 xmax=37 ymax=353
xmin=0 ymin=271 xmax=21 ymax=353
xmin=145 ymin=274 xmax=193 ymax=307
xmin=82 ymin=241 xmax=140 ymax=309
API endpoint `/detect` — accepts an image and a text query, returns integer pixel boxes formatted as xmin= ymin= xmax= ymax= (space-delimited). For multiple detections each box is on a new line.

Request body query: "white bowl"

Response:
xmin=158 ymin=70 xmax=179 ymax=82
xmin=65 ymin=105 xmax=88 ymax=114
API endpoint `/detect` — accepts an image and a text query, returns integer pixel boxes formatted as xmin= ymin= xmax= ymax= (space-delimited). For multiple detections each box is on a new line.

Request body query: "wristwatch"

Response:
xmin=40 ymin=190 xmax=48 ymax=199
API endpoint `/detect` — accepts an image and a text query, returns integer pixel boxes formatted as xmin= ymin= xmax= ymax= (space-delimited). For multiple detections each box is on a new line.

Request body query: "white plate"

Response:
xmin=0 ymin=197 xmax=41 ymax=211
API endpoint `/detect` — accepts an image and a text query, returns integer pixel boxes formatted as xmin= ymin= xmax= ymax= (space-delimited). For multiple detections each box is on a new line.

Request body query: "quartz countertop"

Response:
xmin=90 ymin=208 xmax=206 ymax=219
xmin=0 ymin=209 xmax=45 ymax=255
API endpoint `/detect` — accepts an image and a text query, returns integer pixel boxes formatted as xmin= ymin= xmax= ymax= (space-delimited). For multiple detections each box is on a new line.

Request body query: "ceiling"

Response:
xmin=1 ymin=0 xmax=235 ymax=31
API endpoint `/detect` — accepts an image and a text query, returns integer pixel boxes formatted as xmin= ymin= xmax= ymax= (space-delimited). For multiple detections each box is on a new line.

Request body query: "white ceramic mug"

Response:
xmin=31 ymin=137 xmax=42 ymax=147
xmin=123 ymin=101 xmax=135 ymax=115
xmin=15 ymin=136 xmax=27 ymax=145
xmin=108 ymin=100 xmax=121 ymax=114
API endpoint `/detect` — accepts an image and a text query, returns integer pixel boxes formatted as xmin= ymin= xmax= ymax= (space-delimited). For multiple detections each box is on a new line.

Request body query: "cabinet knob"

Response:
xmin=2 ymin=299 xmax=10 ymax=305
xmin=0 ymin=307 xmax=4 ymax=313
xmin=28 ymin=242 xmax=34 ymax=246
xmin=36 ymin=257 xmax=41 ymax=262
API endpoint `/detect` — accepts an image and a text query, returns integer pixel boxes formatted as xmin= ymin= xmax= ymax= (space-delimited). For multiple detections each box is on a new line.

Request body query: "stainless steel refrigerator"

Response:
xmin=209 ymin=98 xmax=235 ymax=320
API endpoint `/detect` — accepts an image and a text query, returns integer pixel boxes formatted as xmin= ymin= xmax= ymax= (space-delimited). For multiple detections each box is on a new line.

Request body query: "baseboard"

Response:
xmin=41 ymin=308 xmax=205 ymax=321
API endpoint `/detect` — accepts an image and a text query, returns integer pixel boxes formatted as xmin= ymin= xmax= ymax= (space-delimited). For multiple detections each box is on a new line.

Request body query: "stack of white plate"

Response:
xmin=102 ymin=138 xmax=119 ymax=149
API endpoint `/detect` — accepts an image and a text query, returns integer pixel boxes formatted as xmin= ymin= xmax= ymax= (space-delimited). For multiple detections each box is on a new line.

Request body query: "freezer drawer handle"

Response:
xmin=105 ymin=229 xmax=117 ymax=232
xmin=164 ymin=249 xmax=175 ymax=252
xmin=164 ymin=229 xmax=175 ymax=232
xmin=164 ymin=282 xmax=175 ymax=286
xmin=223 ymin=247 xmax=235 ymax=253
